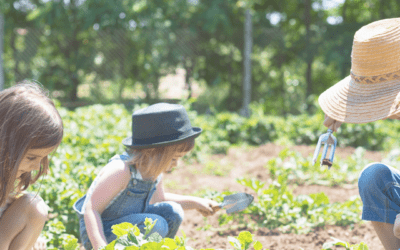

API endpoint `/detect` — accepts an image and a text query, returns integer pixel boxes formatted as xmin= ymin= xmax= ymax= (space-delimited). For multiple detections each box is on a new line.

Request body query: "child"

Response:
xmin=0 ymin=81 xmax=64 ymax=250
xmin=73 ymin=103 xmax=220 ymax=250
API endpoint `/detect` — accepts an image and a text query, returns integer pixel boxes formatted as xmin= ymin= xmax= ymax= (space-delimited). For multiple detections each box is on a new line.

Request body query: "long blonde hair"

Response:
xmin=125 ymin=137 xmax=195 ymax=181
xmin=0 ymin=81 xmax=64 ymax=206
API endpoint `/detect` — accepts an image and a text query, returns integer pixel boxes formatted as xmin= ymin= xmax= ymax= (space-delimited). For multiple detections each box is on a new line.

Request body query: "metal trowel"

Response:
xmin=211 ymin=192 xmax=254 ymax=214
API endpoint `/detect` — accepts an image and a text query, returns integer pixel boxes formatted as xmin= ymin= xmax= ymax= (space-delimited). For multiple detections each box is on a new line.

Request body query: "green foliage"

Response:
xmin=264 ymin=147 xmax=370 ymax=186
xmin=41 ymin=219 xmax=79 ymax=250
xmin=101 ymin=219 xmax=369 ymax=250
xmin=322 ymin=237 xmax=369 ymax=250
xmin=191 ymin=101 xmax=400 ymax=153
xmin=100 ymin=218 xmax=267 ymax=250
xmin=228 ymin=231 xmax=263 ymax=250
xmin=4 ymin=0 xmax=400 ymax=114
xmin=199 ymin=171 xmax=362 ymax=234
xmin=24 ymin=103 xmax=394 ymax=248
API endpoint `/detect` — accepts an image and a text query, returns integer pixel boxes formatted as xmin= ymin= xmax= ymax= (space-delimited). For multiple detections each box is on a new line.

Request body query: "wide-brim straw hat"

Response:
xmin=319 ymin=18 xmax=400 ymax=124
xmin=122 ymin=103 xmax=202 ymax=149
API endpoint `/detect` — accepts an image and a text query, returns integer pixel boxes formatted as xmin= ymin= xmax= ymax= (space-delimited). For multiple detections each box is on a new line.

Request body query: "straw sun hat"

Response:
xmin=319 ymin=18 xmax=400 ymax=124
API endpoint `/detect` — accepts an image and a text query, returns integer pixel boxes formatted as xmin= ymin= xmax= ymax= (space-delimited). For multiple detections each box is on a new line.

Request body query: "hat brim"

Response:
xmin=318 ymin=75 xmax=400 ymax=124
xmin=122 ymin=127 xmax=202 ymax=149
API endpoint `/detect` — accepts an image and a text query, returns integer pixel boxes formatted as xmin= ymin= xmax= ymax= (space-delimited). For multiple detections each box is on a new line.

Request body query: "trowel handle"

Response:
xmin=211 ymin=204 xmax=222 ymax=212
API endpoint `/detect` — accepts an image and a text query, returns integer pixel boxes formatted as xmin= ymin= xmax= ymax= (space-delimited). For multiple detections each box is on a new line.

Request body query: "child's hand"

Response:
xmin=194 ymin=198 xmax=220 ymax=217
xmin=323 ymin=114 xmax=342 ymax=132
xmin=30 ymin=236 xmax=47 ymax=250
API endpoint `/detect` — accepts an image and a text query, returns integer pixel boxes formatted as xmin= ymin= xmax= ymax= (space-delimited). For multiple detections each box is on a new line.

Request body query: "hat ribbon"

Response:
xmin=131 ymin=129 xmax=195 ymax=145
xmin=351 ymin=69 xmax=400 ymax=84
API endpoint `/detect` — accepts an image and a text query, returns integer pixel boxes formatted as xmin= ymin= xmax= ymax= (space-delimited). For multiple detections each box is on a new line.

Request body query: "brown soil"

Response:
xmin=164 ymin=143 xmax=386 ymax=250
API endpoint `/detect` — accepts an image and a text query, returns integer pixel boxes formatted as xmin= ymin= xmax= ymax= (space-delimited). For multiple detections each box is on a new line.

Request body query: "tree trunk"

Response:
xmin=379 ymin=0 xmax=385 ymax=19
xmin=118 ymin=80 xmax=125 ymax=102
xmin=11 ymin=32 xmax=20 ymax=82
xmin=340 ymin=0 xmax=348 ymax=79
xmin=153 ymin=72 xmax=160 ymax=100
xmin=240 ymin=9 xmax=252 ymax=117
xmin=304 ymin=0 xmax=313 ymax=112
xmin=69 ymin=0 xmax=80 ymax=102
xmin=69 ymin=74 xmax=79 ymax=101
xmin=279 ymin=67 xmax=286 ymax=116
xmin=184 ymin=58 xmax=193 ymax=99
xmin=0 ymin=13 xmax=4 ymax=91
xmin=341 ymin=0 xmax=348 ymax=23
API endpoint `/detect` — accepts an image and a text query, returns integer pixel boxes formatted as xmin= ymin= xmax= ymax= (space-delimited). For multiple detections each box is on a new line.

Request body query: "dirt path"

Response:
xmin=165 ymin=143 xmax=386 ymax=250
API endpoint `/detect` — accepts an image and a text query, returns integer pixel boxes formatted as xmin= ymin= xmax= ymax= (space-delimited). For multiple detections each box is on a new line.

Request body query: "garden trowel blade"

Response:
xmin=219 ymin=193 xmax=254 ymax=214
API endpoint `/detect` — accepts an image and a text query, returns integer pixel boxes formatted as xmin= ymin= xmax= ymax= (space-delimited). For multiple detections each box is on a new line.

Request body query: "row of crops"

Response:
xmin=29 ymin=102 xmax=400 ymax=249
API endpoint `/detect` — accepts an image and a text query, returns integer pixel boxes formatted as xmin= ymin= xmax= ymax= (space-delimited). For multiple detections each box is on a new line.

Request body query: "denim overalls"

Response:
xmin=73 ymin=153 xmax=184 ymax=250
xmin=358 ymin=162 xmax=400 ymax=225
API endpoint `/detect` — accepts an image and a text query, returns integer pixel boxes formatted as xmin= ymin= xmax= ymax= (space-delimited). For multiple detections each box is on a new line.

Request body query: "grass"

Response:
xmin=202 ymin=160 xmax=233 ymax=177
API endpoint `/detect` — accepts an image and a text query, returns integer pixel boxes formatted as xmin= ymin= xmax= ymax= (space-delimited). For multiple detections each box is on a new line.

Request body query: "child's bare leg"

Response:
xmin=0 ymin=193 xmax=49 ymax=250
xmin=372 ymin=221 xmax=400 ymax=250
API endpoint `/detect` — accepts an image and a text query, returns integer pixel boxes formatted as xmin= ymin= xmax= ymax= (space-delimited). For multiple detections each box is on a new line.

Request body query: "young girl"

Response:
xmin=0 ymin=81 xmax=64 ymax=250
xmin=73 ymin=103 xmax=220 ymax=250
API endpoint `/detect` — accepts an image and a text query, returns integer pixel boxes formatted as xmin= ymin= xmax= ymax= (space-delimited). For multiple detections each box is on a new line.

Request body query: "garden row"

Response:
xmin=31 ymin=102 xmax=397 ymax=248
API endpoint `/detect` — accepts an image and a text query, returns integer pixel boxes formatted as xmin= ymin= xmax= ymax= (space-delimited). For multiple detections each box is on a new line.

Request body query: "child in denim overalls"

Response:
xmin=73 ymin=103 xmax=219 ymax=250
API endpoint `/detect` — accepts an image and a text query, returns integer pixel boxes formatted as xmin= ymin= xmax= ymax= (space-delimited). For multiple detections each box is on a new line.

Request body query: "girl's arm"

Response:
xmin=150 ymin=180 xmax=219 ymax=216
xmin=84 ymin=160 xmax=131 ymax=250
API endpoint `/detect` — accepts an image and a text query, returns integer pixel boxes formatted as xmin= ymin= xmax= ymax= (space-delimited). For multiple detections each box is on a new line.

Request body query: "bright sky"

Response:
xmin=267 ymin=0 xmax=346 ymax=26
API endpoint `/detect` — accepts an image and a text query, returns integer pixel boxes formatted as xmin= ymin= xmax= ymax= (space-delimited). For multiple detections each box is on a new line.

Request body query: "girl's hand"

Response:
xmin=30 ymin=236 xmax=47 ymax=250
xmin=194 ymin=198 xmax=220 ymax=217
xmin=323 ymin=114 xmax=342 ymax=132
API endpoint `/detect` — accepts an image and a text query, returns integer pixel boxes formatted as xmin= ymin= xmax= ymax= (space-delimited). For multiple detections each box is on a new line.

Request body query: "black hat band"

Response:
xmin=131 ymin=129 xmax=194 ymax=145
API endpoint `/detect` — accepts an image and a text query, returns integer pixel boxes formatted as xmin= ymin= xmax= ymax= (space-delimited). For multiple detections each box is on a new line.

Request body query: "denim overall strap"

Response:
xmin=100 ymin=164 xmax=157 ymax=222
xmin=128 ymin=164 xmax=159 ymax=213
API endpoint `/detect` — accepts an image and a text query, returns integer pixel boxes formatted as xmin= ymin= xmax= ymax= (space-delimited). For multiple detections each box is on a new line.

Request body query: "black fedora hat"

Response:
xmin=122 ymin=103 xmax=202 ymax=149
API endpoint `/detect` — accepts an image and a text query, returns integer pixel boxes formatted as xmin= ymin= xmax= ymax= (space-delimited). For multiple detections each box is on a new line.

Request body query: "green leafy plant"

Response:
xmin=322 ymin=237 xmax=369 ymax=250
xmin=228 ymin=231 xmax=263 ymax=250
xmin=100 ymin=218 xmax=269 ymax=250
xmin=199 ymin=172 xmax=362 ymax=234
xmin=26 ymin=103 xmax=393 ymax=248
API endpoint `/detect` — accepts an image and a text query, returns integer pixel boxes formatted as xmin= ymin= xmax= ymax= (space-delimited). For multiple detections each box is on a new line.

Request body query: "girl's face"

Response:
xmin=168 ymin=152 xmax=187 ymax=172
xmin=17 ymin=146 xmax=56 ymax=178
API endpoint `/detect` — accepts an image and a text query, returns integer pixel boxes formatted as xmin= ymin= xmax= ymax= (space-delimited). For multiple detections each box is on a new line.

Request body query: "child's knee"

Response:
xmin=358 ymin=163 xmax=392 ymax=191
xmin=165 ymin=201 xmax=184 ymax=224
xmin=18 ymin=193 xmax=49 ymax=225
xmin=151 ymin=216 xmax=169 ymax=238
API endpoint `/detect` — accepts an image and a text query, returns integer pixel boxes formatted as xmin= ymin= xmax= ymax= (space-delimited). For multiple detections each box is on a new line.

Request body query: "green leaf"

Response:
xmin=104 ymin=240 xmax=116 ymax=250
xmin=322 ymin=237 xmax=350 ymax=249
xmin=237 ymin=231 xmax=253 ymax=246
xmin=26 ymin=8 xmax=42 ymax=21
xmin=253 ymin=241 xmax=263 ymax=250
xmin=125 ymin=246 xmax=140 ymax=250
xmin=174 ymin=236 xmax=183 ymax=246
xmin=111 ymin=222 xmax=135 ymax=237
xmin=356 ymin=242 xmax=369 ymax=250
xmin=228 ymin=236 xmax=241 ymax=250
xmin=115 ymin=237 xmax=131 ymax=247
xmin=144 ymin=218 xmax=158 ymax=237
xmin=163 ymin=238 xmax=178 ymax=249
xmin=140 ymin=242 xmax=164 ymax=250
xmin=62 ymin=237 xmax=79 ymax=250
xmin=148 ymin=232 xmax=163 ymax=243
xmin=127 ymin=231 xmax=139 ymax=246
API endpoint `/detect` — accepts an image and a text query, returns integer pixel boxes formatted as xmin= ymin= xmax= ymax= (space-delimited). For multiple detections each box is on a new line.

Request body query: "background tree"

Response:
xmin=2 ymin=0 xmax=400 ymax=115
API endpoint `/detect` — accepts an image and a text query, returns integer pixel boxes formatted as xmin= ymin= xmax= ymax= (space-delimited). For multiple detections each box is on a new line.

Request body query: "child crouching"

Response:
xmin=73 ymin=103 xmax=219 ymax=250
